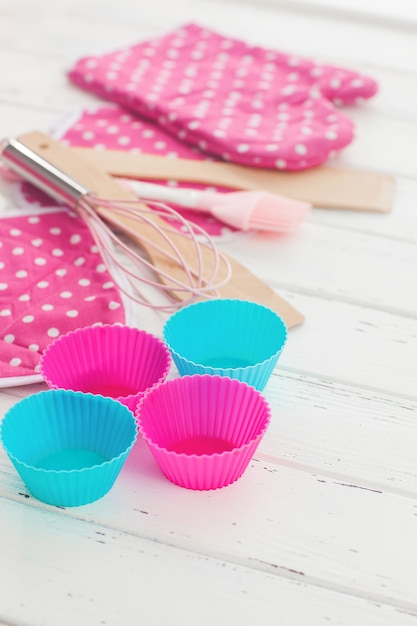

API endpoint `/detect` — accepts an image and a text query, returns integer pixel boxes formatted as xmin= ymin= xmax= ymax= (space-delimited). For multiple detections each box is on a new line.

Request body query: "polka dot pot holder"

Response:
xmin=0 ymin=209 xmax=127 ymax=386
xmin=68 ymin=22 xmax=378 ymax=171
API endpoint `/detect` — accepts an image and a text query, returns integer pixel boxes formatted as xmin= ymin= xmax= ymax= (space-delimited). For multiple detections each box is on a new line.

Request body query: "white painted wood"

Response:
xmin=224 ymin=224 xmax=417 ymax=315
xmin=1 ymin=497 xmax=416 ymax=626
xmin=1 ymin=443 xmax=417 ymax=613
xmin=1 ymin=0 xmax=417 ymax=624
xmin=277 ymin=291 xmax=416 ymax=396
xmin=228 ymin=0 xmax=417 ymax=29
xmin=1 ymin=0 xmax=417 ymax=72
xmin=312 ymin=177 xmax=417 ymax=241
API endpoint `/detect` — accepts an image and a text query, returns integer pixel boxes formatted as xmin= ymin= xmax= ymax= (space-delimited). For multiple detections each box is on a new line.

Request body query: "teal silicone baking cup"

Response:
xmin=163 ymin=299 xmax=287 ymax=391
xmin=0 ymin=389 xmax=137 ymax=507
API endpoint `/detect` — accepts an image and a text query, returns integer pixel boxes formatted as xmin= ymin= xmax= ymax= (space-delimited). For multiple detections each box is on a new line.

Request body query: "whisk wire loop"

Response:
xmin=76 ymin=193 xmax=232 ymax=312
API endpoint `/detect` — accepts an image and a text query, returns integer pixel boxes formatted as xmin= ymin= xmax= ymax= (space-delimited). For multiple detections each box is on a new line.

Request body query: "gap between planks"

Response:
xmin=1 ymin=488 xmax=417 ymax=621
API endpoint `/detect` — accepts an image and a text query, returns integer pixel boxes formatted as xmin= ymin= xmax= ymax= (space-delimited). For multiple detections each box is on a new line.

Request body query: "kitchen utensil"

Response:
xmin=126 ymin=179 xmax=310 ymax=232
xmin=1 ymin=131 xmax=304 ymax=327
xmin=71 ymin=147 xmax=395 ymax=213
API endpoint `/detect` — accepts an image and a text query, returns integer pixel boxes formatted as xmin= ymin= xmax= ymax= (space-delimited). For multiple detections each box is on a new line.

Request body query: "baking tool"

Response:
xmin=126 ymin=179 xmax=310 ymax=233
xmin=136 ymin=374 xmax=271 ymax=490
xmin=71 ymin=147 xmax=395 ymax=213
xmin=163 ymin=298 xmax=287 ymax=391
xmin=1 ymin=131 xmax=304 ymax=327
xmin=1 ymin=133 xmax=232 ymax=312
xmin=40 ymin=324 xmax=172 ymax=414
xmin=0 ymin=389 xmax=137 ymax=507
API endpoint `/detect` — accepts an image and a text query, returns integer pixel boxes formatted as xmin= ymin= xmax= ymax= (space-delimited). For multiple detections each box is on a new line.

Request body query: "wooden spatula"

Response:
xmin=11 ymin=131 xmax=304 ymax=328
xmin=70 ymin=147 xmax=395 ymax=213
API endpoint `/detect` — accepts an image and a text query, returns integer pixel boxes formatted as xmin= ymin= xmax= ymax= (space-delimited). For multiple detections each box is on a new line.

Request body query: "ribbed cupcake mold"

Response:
xmin=136 ymin=374 xmax=271 ymax=490
xmin=163 ymin=299 xmax=287 ymax=391
xmin=0 ymin=389 xmax=137 ymax=506
xmin=40 ymin=324 xmax=171 ymax=413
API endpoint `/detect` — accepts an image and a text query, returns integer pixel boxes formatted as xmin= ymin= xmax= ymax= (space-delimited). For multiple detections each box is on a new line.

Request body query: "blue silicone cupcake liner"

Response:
xmin=163 ymin=299 xmax=287 ymax=391
xmin=0 ymin=389 xmax=137 ymax=507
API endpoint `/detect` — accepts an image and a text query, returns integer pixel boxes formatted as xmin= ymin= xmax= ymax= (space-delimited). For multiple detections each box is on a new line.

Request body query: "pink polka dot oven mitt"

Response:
xmin=0 ymin=209 xmax=126 ymax=384
xmin=68 ymin=22 xmax=378 ymax=171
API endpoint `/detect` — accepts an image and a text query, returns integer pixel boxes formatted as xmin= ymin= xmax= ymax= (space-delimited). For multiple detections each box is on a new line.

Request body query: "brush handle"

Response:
xmin=127 ymin=180 xmax=203 ymax=209
xmin=69 ymin=147 xmax=395 ymax=213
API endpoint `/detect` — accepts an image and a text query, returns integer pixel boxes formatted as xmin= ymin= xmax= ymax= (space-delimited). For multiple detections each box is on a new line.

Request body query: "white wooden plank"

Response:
xmin=2 ymin=443 xmax=417 ymax=611
xmin=223 ymin=223 xmax=417 ymax=315
xmin=366 ymin=67 xmax=417 ymax=123
xmin=0 ymin=104 xmax=61 ymax=146
xmin=0 ymin=51 xmax=97 ymax=116
xmin=229 ymin=0 xmax=417 ymax=28
xmin=331 ymin=110 xmax=417 ymax=178
xmin=0 ymin=497 xmax=416 ymax=626
xmin=60 ymin=451 xmax=417 ymax=609
xmin=311 ymin=177 xmax=417 ymax=242
xmin=262 ymin=371 xmax=417 ymax=493
xmin=275 ymin=289 xmax=416 ymax=397
xmin=1 ymin=0 xmax=417 ymax=73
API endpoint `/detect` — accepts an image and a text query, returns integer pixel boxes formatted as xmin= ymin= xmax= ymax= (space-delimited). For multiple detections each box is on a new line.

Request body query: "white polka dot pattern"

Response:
xmin=68 ymin=23 xmax=378 ymax=171
xmin=0 ymin=209 xmax=125 ymax=380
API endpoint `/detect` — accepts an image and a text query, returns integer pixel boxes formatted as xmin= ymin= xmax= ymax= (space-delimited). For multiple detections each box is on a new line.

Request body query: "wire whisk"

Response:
xmin=77 ymin=193 xmax=232 ymax=312
xmin=1 ymin=135 xmax=232 ymax=313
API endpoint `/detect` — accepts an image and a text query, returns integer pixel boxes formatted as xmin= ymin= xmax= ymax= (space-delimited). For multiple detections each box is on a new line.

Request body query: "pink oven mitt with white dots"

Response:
xmin=0 ymin=208 xmax=127 ymax=385
xmin=68 ymin=22 xmax=378 ymax=171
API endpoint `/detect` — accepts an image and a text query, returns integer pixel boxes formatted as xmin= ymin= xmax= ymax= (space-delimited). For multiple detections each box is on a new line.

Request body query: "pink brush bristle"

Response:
xmin=248 ymin=193 xmax=311 ymax=232
xmin=199 ymin=190 xmax=311 ymax=232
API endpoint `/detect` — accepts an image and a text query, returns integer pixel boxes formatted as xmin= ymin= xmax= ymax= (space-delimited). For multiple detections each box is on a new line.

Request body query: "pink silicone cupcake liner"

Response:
xmin=136 ymin=374 xmax=271 ymax=490
xmin=40 ymin=324 xmax=171 ymax=413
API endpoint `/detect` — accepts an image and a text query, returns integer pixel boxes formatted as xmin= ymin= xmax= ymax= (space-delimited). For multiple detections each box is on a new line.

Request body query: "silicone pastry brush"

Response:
xmin=126 ymin=180 xmax=311 ymax=233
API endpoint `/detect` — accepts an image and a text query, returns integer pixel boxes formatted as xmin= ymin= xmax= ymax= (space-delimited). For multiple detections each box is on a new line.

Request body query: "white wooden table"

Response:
xmin=1 ymin=1 xmax=416 ymax=624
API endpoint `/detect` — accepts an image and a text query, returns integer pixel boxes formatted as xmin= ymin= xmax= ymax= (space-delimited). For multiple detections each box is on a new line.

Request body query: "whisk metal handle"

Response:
xmin=1 ymin=137 xmax=89 ymax=207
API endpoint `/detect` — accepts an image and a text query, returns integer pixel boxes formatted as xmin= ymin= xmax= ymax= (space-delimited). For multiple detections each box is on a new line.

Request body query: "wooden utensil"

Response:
xmin=70 ymin=147 xmax=395 ymax=213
